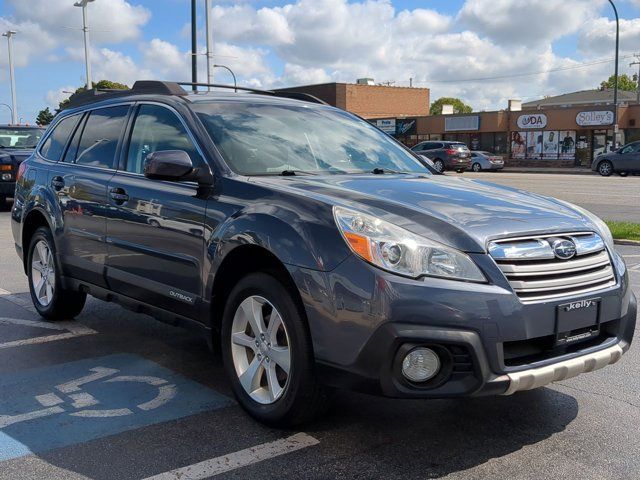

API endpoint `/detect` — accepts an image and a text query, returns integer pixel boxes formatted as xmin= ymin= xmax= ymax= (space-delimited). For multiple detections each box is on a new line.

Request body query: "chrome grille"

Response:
xmin=489 ymin=232 xmax=616 ymax=303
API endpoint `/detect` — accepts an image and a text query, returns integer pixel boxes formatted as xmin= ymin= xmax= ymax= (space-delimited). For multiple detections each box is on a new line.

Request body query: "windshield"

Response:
xmin=193 ymin=102 xmax=430 ymax=175
xmin=0 ymin=128 xmax=44 ymax=148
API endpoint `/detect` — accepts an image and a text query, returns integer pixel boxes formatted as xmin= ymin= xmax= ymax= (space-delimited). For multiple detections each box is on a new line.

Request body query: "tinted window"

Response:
xmin=126 ymin=104 xmax=199 ymax=174
xmin=74 ymin=106 xmax=129 ymax=169
xmin=62 ymin=115 xmax=86 ymax=163
xmin=40 ymin=115 xmax=80 ymax=161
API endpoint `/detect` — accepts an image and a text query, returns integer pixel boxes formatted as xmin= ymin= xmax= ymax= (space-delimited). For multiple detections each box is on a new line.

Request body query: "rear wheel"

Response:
xmin=598 ymin=161 xmax=613 ymax=176
xmin=433 ymin=159 xmax=445 ymax=173
xmin=221 ymin=272 xmax=329 ymax=426
xmin=472 ymin=162 xmax=482 ymax=172
xmin=27 ymin=227 xmax=86 ymax=321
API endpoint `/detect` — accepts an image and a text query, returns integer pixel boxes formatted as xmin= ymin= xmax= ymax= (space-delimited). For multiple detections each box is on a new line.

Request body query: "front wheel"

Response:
xmin=27 ymin=227 xmax=86 ymax=321
xmin=221 ymin=272 xmax=329 ymax=426
xmin=433 ymin=159 xmax=445 ymax=173
xmin=598 ymin=161 xmax=613 ymax=176
xmin=472 ymin=162 xmax=482 ymax=172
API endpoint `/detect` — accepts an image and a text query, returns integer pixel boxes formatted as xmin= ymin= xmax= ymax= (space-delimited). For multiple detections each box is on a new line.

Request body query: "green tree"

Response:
xmin=36 ymin=107 xmax=54 ymax=126
xmin=430 ymin=97 xmax=473 ymax=115
xmin=59 ymin=80 xmax=129 ymax=110
xmin=600 ymin=74 xmax=638 ymax=92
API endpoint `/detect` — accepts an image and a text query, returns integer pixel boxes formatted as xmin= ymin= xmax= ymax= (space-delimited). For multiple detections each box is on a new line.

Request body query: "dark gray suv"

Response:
xmin=11 ymin=81 xmax=636 ymax=426
xmin=411 ymin=141 xmax=471 ymax=173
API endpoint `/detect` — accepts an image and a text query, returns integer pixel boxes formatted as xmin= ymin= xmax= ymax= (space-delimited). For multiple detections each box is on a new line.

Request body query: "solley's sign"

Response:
xmin=576 ymin=111 xmax=614 ymax=126
xmin=517 ymin=114 xmax=547 ymax=129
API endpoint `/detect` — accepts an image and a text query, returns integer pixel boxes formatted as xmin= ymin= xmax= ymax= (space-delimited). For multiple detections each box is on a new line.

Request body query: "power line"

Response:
xmin=412 ymin=53 xmax=636 ymax=85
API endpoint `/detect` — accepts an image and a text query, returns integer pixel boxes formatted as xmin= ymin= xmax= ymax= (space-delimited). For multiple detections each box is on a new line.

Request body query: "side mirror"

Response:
xmin=144 ymin=150 xmax=196 ymax=181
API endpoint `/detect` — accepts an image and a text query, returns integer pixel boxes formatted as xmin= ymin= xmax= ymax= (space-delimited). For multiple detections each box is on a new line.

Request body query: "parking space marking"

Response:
xmin=0 ymin=354 xmax=232 ymax=462
xmin=0 ymin=317 xmax=97 ymax=350
xmin=144 ymin=432 xmax=320 ymax=480
xmin=0 ymin=288 xmax=37 ymax=314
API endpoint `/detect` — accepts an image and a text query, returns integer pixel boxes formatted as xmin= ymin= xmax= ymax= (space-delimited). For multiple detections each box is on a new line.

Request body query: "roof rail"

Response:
xmin=63 ymin=80 xmax=329 ymax=110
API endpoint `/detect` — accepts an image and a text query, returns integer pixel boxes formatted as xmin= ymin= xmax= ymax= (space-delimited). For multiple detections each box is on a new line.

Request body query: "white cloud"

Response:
xmin=578 ymin=17 xmax=640 ymax=56
xmin=0 ymin=18 xmax=56 ymax=69
xmin=45 ymin=86 xmax=76 ymax=110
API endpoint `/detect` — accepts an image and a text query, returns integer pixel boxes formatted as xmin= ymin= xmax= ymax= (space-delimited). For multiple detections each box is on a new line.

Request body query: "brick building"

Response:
xmin=275 ymin=81 xmax=430 ymax=119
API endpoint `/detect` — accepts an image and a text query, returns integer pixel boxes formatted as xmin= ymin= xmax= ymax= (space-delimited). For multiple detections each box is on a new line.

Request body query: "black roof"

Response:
xmin=63 ymin=81 xmax=329 ymax=110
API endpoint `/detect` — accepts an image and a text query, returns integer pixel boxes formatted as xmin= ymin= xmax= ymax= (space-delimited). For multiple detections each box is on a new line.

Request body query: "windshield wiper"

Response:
xmin=280 ymin=169 xmax=318 ymax=176
xmin=370 ymin=168 xmax=410 ymax=175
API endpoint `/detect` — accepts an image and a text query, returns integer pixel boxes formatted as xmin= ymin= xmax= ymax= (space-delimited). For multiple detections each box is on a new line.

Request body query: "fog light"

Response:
xmin=1 ymin=173 xmax=11 ymax=181
xmin=401 ymin=347 xmax=440 ymax=382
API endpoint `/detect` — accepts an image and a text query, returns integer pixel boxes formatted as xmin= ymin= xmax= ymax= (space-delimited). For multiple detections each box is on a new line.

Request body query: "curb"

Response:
xmin=614 ymin=239 xmax=640 ymax=246
xmin=499 ymin=168 xmax=595 ymax=175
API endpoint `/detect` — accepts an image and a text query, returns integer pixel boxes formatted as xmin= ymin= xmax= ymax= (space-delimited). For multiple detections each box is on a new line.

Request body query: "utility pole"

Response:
xmin=608 ymin=0 xmax=620 ymax=146
xmin=630 ymin=54 xmax=640 ymax=104
xmin=74 ymin=0 xmax=95 ymax=90
xmin=205 ymin=0 xmax=214 ymax=88
xmin=2 ymin=31 xmax=18 ymax=124
xmin=191 ymin=0 xmax=197 ymax=91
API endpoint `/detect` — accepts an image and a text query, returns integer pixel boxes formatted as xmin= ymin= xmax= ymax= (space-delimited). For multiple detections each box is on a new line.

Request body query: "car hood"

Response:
xmin=0 ymin=148 xmax=33 ymax=164
xmin=253 ymin=174 xmax=598 ymax=253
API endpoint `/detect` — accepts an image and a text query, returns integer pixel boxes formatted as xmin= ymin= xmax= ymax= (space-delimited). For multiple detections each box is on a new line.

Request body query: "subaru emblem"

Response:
xmin=551 ymin=239 xmax=577 ymax=260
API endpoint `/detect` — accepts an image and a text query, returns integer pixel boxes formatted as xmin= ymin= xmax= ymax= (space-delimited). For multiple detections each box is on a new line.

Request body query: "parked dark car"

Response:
xmin=470 ymin=151 xmax=505 ymax=172
xmin=0 ymin=125 xmax=45 ymax=206
xmin=592 ymin=140 xmax=640 ymax=176
xmin=410 ymin=141 xmax=471 ymax=173
xmin=12 ymin=81 xmax=636 ymax=426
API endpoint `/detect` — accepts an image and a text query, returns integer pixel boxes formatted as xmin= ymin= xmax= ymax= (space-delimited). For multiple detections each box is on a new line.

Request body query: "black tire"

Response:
xmin=598 ymin=161 xmax=613 ymax=177
xmin=434 ymin=159 xmax=445 ymax=173
xmin=618 ymin=171 xmax=628 ymax=177
xmin=221 ymin=272 xmax=329 ymax=426
xmin=27 ymin=227 xmax=87 ymax=321
xmin=472 ymin=162 xmax=482 ymax=172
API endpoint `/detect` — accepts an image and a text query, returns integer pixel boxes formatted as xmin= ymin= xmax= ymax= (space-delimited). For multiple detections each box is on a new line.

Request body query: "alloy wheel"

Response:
xmin=472 ymin=163 xmax=481 ymax=172
xmin=31 ymin=240 xmax=56 ymax=307
xmin=434 ymin=160 xmax=444 ymax=172
xmin=599 ymin=162 xmax=612 ymax=176
xmin=230 ymin=295 xmax=291 ymax=405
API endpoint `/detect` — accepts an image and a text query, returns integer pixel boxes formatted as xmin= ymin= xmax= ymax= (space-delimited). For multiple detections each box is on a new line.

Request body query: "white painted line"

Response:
xmin=0 ymin=406 xmax=65 ymax=429
xmin=35 ymin=393 xmax=64 ymax=407
xmin=56 ymin=367 xmax=119 ymax=393
xmin=0 ymin=288 xmax=37 ymax=314
xmin=0 ymin=317 xmax=97 ymax=350
xmin=143 ymin=433 xmax=320 ymax=480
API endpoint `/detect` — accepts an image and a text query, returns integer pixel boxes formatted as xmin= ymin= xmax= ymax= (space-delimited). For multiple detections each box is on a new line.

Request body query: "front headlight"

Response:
xmin=333 ymin=206 xmax=485 ymax=282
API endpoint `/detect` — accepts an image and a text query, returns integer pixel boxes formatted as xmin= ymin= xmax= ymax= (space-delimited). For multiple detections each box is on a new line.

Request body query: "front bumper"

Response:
xmin=0 ymin=181 xmax=15 ymax=196
xmin=294 ymin=254 xmax=636 ymax=399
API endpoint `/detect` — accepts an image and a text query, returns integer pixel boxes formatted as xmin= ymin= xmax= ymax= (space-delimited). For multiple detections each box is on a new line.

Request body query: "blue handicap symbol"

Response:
xmin=0 ymin=354 xmax=232 ymax=462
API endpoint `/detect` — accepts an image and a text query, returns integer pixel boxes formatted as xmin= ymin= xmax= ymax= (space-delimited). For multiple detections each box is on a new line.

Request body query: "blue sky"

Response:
xmin=2 ymin=0 xmax=640 ymax=123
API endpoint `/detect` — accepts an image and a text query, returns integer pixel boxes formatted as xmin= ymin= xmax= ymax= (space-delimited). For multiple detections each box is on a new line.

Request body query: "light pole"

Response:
xmin=630 ymin=55 xmax=640 ymax=104
xmin=213 ymin=64 xmax=237 ymax=91
xmin=0 ymin=103 xmax=13 ymax=123
xmin=2 ymin=31 xmax=18 ymax=125
xmin=190 ymin=0 xmax=198 ymax=91
xmin=74 ymin=0 xmax=95 ymax=90
xmin=608 ymin=0 xmax=620 ymax=146
xmin=205 ymin=0 xmax=214 ymax=89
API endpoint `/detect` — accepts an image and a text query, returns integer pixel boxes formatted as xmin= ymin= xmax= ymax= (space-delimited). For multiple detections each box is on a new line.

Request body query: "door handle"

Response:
xmin=109 ymin=187 xmax=129 ymax=204
xmin=51 ymin=176 xmax=65 ymax=191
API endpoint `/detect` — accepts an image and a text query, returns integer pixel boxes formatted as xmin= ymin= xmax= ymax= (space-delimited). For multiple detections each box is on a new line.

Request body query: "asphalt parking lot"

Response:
xmin=1 ymin=190 xmax=639 ymax=479
xmin=464 ymin=171 xmax=640 ymax=223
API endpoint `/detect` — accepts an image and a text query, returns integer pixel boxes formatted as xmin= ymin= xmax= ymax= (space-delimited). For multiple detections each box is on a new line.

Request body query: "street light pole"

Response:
xmin=608 ymin=0 xmax=620 ymax=146
xmin=2 ymin=31 xmax=18 ymax=125
xmin=213 ymin=64 xmax=237 ymax=91
xmin=205 ymin=0 xmax=214 ymax=89
xmin=630 ymin=54 xmax=640 ymax=104
xmin=74 ymin=0 xmax=95 ymax=90
xmin=190 ymin=0 xmax=198 ymax=91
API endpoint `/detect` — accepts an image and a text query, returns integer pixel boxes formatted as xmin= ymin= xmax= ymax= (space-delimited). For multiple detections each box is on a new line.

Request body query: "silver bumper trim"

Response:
xmin=502 ymin=343 xmax=624 ymax=395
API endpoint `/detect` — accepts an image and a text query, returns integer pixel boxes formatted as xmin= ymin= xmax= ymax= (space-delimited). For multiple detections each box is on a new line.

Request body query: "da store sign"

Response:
xmin=517 ymin=114 xmax=547 ymax=129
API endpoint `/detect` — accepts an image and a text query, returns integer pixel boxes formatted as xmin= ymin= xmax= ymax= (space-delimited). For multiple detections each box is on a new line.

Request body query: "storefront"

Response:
xmin=373 ymin=104 xmax=640 ymax=168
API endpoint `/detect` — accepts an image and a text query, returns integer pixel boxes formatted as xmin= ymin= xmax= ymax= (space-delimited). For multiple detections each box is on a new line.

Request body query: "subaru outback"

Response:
xmin=11 ymin=81 xmax=636 ymax=426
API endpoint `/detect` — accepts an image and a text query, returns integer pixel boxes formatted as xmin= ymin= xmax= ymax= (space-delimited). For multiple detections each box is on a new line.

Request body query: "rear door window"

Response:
xmin=73 ymin=105 xmax=130 ymax=169
xmin=40 ymin=114 xmax=81 ymax=161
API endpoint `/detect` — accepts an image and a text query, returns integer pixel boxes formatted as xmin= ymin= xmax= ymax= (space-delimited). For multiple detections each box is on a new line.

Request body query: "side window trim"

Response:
xmin=118 ymin=101 xmax=206 ymax=175
xmin=60 ymin=112 xmax=88 ymax=163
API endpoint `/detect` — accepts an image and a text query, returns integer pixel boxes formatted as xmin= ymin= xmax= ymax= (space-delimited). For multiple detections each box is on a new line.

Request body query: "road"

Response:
xmin=463 ymin=172 xmax=640 ymax=223
xmin=0 ymin=195 xmax=639 ymax=480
